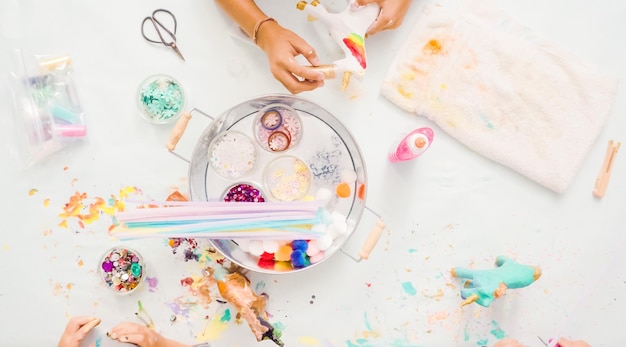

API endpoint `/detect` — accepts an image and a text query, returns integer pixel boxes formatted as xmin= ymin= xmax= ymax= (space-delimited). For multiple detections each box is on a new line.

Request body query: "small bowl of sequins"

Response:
xmin=98 ymin=246 xmax=146 ymax=295
xmin=136 ymin=74 xmax=185 ymax=124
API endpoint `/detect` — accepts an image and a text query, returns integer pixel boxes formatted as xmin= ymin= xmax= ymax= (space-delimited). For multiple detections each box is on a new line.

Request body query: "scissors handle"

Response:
xmin=141 ymin=9 xmax=178 ymax=46
xmin=141 ymin=9 xmax=185 ymax=61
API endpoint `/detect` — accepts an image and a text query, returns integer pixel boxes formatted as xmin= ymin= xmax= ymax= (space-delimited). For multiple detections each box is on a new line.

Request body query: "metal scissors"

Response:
xmin=141 ymin=9 xmax=185 ymax=61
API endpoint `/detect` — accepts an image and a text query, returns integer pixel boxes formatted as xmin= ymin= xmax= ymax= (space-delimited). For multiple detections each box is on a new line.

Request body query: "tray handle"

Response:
xmin=165 ymin=108 xmax=213 ymax=163
xmin=166 ymin=112 xmax=192 ymax=152
xmin=358 ymin=216 xmax=386 ymax=260
xmin=341 ymin=206 xmax=387 ymax=262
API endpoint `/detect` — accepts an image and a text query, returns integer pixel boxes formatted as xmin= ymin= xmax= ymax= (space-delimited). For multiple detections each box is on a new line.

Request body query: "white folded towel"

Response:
xmin=381 ymin=0 xmax=618 ymax=193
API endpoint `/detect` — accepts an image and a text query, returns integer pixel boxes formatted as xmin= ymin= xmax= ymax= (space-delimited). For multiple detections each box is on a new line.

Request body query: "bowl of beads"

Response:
xmin=136 ymin=74 xmax=185 ymax=124
xmin=98 ymin=246 xmax=146 ymax=294
xmin=172 ymin=94 xmax=384 ymax=274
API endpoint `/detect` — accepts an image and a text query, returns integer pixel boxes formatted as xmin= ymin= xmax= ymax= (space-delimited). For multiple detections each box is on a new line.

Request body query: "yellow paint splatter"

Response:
xmin=43 ymin=199 xmax=51 ymax=207
xmin=396 ymin=84 xmax=414 ymax=99
xmin=195 ymin=315 xmax=229 ymax=342
xmin=59 ymin=220 xmax=68 ymax=228
xmin=58 ymin=186 xmax=140 ymax=227
xmin=2 ymin=245 xmax=9 ymax=251
xmin=65 ymin=283 xmax=74 ymax=290
xmin=362 ymin=329 xmax=380 ymax=339
xmin=28 ymin=188 xmax=38 ymax=196
xmin=423 ymin=39 xmax=442 ymax=54
xmin=77 ymin=259 xmax=84 ymax=267
xmin=298 ymin=336 xmax=320 ymax=346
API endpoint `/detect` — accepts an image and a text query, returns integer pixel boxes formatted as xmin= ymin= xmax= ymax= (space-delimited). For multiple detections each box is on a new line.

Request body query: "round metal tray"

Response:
xmin=185 ymin=94 xmax=369 ymax=274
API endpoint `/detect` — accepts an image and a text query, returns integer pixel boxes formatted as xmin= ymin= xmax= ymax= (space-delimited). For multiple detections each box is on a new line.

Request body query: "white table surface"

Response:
xmin=1 ymin=1 xmax=625 ymax=346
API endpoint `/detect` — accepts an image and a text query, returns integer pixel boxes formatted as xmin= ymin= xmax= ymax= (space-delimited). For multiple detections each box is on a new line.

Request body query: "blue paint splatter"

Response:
xmin=363 ymin=311 xmax=373 ymax=331
xmin=255 ymin=280 xmax=266 ymax=292
xmin=477 ymin=338 xmax=489 ymax=346
xmin=408 ymin=248 xmax=418 ymax=253
xmin=490 ymin=320 xmax=506 ymax=339
xmin=389 ymin=337 xmax=424 ymax=347
xmin=347 ymin=338 xmax=375 ymax=347
xmin=220 ymin=308 xmax=231 ymax=322
xmin=95 ymin=336 xmax=102 ymax=347
xmin=477 ymin=114 xmax=495 ymax=129
xmin=401 ymin=281 xmax=417 ymax=296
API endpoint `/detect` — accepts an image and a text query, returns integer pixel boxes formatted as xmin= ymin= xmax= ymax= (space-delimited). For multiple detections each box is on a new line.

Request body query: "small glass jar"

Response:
xmin=263 ymin=155 xmax=312 ymax=201
xmin=208 ymin=130 xmax=258 ymax=180
xmin=253 ymin=103 xmax=303 ymax=152
xmin=136 ymin=74 xmax=185 ymax=124
xmin=98 ymin=246 xmax=146 ymax=295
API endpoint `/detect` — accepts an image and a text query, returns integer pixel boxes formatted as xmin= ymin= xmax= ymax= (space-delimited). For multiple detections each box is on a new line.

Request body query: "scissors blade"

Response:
xmin=170 ymin=43 xmax=185 ymax=61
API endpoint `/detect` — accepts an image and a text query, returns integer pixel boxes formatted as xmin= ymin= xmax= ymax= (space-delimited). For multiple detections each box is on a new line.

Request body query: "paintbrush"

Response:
xmin=259 ymin=316 xmax=284 ymax=347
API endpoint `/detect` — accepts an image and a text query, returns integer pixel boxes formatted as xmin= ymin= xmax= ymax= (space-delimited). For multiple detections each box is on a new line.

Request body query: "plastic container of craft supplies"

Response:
xmin=6 ymin=49 xmax=88 ymax=168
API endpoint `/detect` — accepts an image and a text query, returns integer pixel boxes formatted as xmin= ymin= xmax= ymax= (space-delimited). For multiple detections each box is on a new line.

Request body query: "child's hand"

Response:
xmin=58 ymin=316 xmax=101 ymax=347
xmin=107 ymin=322 xmax=192 ymax=347
xmin=355 ymin=0 xmax=412 ymax=36
xmin=492 ymin=338 xmax=528 ymax=347
xmin=558 ymin=338 xmax=592 ymax=347
xmin=107 ymin=322 xmax=161 ymax=347
xmin=492 ymin=338 xmax=592 ymax=347
xmin=255 ymin=21 xmax=325 ymax=94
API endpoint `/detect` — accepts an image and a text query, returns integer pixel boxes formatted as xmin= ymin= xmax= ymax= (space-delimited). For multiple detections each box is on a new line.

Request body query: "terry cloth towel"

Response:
xmin=381 ymin=0 xmax=618 ymax=193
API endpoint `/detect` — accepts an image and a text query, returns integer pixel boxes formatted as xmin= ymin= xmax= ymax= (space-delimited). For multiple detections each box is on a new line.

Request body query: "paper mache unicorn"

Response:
xmin=451 ymin=256 xmax=542 ymax=307
xmin=296 ymin=0 xmax=379 ymax=90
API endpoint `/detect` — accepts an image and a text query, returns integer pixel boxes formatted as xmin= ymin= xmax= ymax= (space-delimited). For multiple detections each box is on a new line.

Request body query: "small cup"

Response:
xmin=98 ymin=246 xmax=146 ymax=295
xmin=223 ymin=182 xmax=266 ymax=202
xmin=263 ymin=155 xmax=312 ymax=201
xmin=136 ymin=74 xmax=185 ymax=124
xmin=253 ymin=104 xmax=302 ymax=152
xmin=208 ymin=130 xmax=258 ymax=180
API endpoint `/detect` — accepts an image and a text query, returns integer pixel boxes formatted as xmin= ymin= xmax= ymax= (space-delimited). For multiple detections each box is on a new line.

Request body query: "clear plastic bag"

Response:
xmin=6 ymin=49 xmax=87 ymax=168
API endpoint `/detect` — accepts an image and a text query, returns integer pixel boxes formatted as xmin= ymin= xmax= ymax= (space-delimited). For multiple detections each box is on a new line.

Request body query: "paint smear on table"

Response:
xmin=401 ymin=281 xmax=417 ymax=296
xmin=490 ymin=320 xmax=506 ymax=339
xmin=195 ymin=309 xmax=231 ymax=342
xmin=146 ymin=277 xmax=158 ymax=292
xmin=298 ymin=336 xmax=320 ymax=346
xmin=57 ymin=186 xmax=141 ymax=229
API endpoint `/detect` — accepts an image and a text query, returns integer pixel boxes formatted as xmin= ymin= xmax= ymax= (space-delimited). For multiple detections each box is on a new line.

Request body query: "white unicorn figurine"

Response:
xmin=296 ymin=0 xmax=379 ymax=90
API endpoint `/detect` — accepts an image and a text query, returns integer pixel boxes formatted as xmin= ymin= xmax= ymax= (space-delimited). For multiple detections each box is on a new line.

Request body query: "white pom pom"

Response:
xmin=317 ymin=234 xmax=333 ymax=251
xmin=248 ymin=240 xmax=265 ymax=256
xmin=263 ymin=240 xmax=279 ymax=253
xmin=315 ymin=188 xmax=333 ymax=204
